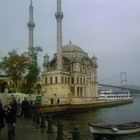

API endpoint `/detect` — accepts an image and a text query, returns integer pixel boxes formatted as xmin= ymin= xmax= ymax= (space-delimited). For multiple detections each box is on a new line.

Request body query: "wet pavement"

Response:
xmin=1 ymin=118 xmax=57 ymax=140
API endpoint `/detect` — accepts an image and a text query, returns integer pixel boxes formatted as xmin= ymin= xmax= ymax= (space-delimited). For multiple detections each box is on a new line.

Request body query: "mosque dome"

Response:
xmin=62 ymin=41 xmax=85 ymax=54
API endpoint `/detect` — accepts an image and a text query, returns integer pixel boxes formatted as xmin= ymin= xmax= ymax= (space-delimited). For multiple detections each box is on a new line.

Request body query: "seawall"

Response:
xmin=39 ymin=99 xmax=133 ymax=116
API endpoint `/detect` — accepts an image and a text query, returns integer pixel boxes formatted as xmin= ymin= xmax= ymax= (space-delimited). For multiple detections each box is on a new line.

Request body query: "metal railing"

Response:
xmin=31 ymin=110 xmax=93 ymax=140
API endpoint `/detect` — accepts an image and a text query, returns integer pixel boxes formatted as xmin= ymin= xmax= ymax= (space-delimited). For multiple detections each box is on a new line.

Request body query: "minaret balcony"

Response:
xmin=55 ymin=12 xmax=63 ymax=20
xmin=27 ymin=22 xmax=35 ymax=28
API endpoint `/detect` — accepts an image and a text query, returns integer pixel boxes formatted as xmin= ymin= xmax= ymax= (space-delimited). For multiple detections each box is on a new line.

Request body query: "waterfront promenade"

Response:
xmin=1 ymin=118 xmax=57 ymax=140
xmin=1 ymin=116 xmax=92 ymax=140
xmin=0 ymin=99 xmax=133 ymax=140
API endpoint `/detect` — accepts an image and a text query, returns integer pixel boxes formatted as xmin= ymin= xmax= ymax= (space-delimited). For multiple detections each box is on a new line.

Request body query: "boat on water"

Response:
xmin=98 ymin=90 xmax=132 ymax=100
xmin=88 ymin=122 xmax=140 ymax=136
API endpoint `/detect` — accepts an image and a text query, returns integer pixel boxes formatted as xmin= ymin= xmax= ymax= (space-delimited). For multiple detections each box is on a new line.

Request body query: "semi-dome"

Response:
xmin=62 ymin=41 xmax=84 ymax=53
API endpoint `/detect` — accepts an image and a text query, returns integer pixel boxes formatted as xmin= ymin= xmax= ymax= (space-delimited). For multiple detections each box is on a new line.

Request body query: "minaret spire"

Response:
xmin=27 ymin=0 xmax=35 ymax=58
xmin=55 ymin=0 xmax=63 ymax=70
xmin=30 ymin=0 xmax=32 ymax=7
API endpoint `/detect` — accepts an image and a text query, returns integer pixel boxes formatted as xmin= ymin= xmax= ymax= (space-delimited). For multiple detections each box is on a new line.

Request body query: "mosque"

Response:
xmin=28 ymin=0 xmax=98 ymax=104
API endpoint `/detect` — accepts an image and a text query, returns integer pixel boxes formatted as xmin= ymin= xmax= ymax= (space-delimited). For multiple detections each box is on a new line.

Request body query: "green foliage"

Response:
xmin=25 ymin=63 xmax=40 ymax=94
xmin=0 ymin=47 xmax=42 ymax=94
xmin=24 ymin=46 xmax=42 ymax=94
xmin=0 ymin=49 xmax=29 ymax=89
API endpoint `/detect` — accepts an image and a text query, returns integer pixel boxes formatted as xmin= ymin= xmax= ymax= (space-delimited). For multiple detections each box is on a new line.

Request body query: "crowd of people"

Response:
xmin=0 ymin=96 xmax=34 ymax=140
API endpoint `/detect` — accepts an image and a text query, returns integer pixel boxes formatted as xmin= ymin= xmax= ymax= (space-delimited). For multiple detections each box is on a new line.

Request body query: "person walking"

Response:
xmin=16 ymin=98 xmax=21 ymax=117
xmin=10 ymin=98 xmax=17 ymax=136
xmin=4 ymin=105 xmax=13 ymax=140
xmin=57 ymin=98 xmax=60 ymax=104
xmin=4 ymin=99 xmax=17 ymax=140
xmin=0 ymin=103 xmax=5 ymax=140
xmin=20 ymin=97 xmax=29 ymax=118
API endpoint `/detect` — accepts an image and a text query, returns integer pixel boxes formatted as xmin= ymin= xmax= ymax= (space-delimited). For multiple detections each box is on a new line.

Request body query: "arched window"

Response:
xmin=55 ymin=77 xmax=58 ymax=83
xmin=77 ymin=78 xmax=79 ymax=84
xmin=62 ymin=77 xmax=64 ymax=83
xmin=71 ymin=77 xmax=74 ymax=84
xmin=68 ymin=77 xmax=70 ymax=83
xmin=45 ymin=78 xmax=47 ymax=84
xmin=50 ymin=77 xmax=52 ymax=84
xmin=80 ymin=78 xmax=82 ymax=84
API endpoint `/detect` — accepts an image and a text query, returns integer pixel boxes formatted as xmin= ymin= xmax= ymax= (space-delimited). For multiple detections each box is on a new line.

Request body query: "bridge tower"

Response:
xmin=120 ymin=72 xmax=127 ymax=87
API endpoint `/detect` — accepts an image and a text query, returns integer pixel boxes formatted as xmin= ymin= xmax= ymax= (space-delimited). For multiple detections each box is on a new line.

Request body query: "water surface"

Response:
xmin=62 ymin=98 xmax=140 ymax=140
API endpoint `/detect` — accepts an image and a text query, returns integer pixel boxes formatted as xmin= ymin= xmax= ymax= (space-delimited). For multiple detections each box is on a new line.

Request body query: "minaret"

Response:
xmin=55 ymin=0 xmax=63 ymax=70
xmin=27 ymin=0 xmax=35 ymax=57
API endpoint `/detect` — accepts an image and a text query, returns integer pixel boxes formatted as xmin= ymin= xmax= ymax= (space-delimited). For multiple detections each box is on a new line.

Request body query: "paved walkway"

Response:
xmin=1 ymin=118 xmax=57 ymax=140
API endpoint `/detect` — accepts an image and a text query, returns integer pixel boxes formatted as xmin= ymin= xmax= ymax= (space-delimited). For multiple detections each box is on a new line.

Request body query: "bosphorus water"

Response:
xmin=62 ymin=98 xmax=140 ymax=140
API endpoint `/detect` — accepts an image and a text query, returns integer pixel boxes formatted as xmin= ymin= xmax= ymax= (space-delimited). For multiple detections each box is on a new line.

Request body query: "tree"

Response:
xmin=0 ymin=47 xmax=43 ymax=94
xmin=24 ymin=63 xmax=39 ymax=94
xmin=24 ymin=46 xmax=43 ymax=94
xmin=0 ymin=49 xmax=29 ymax=92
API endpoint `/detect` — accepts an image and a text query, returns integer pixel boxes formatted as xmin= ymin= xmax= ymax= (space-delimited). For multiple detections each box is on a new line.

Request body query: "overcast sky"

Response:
xmin=0 ymin=0 xmax=140 ymax=86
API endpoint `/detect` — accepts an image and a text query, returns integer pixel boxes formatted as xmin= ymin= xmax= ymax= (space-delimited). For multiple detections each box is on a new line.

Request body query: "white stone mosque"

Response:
xmin=28 ymin=0 xmax=98 ymax=104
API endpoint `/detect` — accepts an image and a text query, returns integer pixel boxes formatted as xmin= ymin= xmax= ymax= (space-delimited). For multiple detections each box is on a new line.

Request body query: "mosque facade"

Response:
xmin=42 ymin=42 xmax=98 ymax=104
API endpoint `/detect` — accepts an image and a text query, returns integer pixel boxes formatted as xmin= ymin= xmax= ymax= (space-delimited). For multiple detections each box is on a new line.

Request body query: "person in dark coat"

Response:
xmin=16 ymin=98 xmax=21 ymax=117
xmin=10 ymin=98 xmax=17 ymax=135
xmin=0 ymin=103 xmax=5 ymax=140
xmin=20 ymin=97 xmax=29 ymax=118
xmin=5 ymin=99 xmax=17 ymax=140
xmin=4 ymin=105 xmax=13 ymax=140
xmin=57 ymin=98 xmax=60 ymax=104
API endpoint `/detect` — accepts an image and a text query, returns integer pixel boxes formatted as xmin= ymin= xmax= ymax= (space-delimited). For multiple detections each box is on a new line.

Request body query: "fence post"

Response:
xmin=35 ymin=112 xmax=40 ymax=126
xmin=32 ymin=109 xmax=36 ymax=122
xmin=47 ymin=116 xmax=53 ymax=133
xmin=40 ymin=113 xmax=46 ymax=128
xmin=56 ymin=120 xmax=63 ymax=140
xmin=72 ymin=125 xmax=80 ymax=140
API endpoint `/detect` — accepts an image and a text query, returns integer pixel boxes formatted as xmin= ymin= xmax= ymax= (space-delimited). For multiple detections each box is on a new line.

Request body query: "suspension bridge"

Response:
xmin=98 ymin=72 xmax=140 ymax=94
